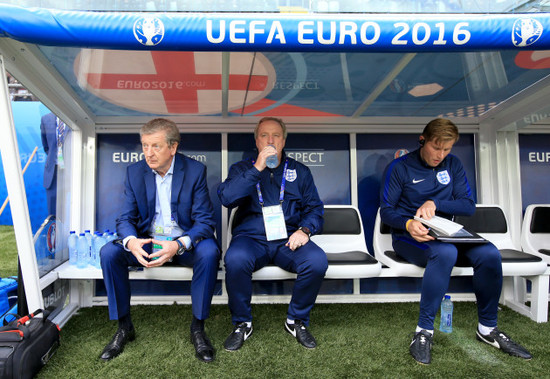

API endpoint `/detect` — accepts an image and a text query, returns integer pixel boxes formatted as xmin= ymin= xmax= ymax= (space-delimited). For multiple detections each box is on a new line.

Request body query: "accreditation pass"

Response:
xmin=262 ymin=204 xmax=288 ymax=241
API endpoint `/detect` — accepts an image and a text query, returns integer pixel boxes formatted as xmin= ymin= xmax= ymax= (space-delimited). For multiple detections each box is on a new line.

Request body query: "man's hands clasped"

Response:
xmin=127 ymin=237 xmax=181 ymax=267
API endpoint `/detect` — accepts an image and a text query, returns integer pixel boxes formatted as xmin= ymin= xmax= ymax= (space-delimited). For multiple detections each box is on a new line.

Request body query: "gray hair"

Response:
xmin=140 ymin=118 xmax=181 ymax=146
xmin=254 ymin=117 xmax=287 ymax=139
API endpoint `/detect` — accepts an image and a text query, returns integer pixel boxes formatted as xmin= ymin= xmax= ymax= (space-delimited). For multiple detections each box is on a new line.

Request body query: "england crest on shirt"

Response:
xmin=436 ymin=170 xmax=450 ymax=185
xmin=285 ymin=169 xmax=297 ymax=182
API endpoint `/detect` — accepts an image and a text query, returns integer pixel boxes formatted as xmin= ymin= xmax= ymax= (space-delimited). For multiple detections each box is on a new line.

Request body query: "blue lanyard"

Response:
xmin=256 ymin=159 xmax=288 ymax=206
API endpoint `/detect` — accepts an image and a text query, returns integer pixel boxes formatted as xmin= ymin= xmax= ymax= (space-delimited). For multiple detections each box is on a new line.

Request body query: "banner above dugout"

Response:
xmin=1 ymin=4 xmax=550 ymax=124
xmin=0 ymin=5 xmax=549 ymax=52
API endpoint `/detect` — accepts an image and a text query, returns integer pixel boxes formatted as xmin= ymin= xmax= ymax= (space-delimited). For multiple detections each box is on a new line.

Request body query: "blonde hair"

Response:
xmin=421 ymin=118 xmax=459 ymax=144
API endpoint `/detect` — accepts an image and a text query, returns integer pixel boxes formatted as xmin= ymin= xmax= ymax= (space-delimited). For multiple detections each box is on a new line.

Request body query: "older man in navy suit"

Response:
xmin=99 ymin=118 xmax=221 ymax=363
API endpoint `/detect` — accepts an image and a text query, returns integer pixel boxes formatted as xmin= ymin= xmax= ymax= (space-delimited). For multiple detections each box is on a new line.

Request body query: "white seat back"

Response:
xmin=521 ymin=204 xmax=550 ymax=263
xmin=454 ymin=204 xmax=517 ymax=250
xmin=311 ymin=205 xmax=369 ymax=254
xmin=372 ymin=208 xmax=394 ymax=267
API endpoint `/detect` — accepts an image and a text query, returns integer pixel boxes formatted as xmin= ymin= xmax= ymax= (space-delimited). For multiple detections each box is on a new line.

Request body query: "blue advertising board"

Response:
xmin=519 ymin=134 xmax=550 ymax=212
xmin=1 ymin=6 xmax=549 ymax=52
xmin=0 ymin=102 xmax=50 ymax=232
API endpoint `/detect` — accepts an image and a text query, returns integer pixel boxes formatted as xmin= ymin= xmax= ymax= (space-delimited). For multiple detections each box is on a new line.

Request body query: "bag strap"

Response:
xmin=16 ymin=309 xmax=44 ymax=326
xmin=2 ymin=313 xmax=21 ymax=326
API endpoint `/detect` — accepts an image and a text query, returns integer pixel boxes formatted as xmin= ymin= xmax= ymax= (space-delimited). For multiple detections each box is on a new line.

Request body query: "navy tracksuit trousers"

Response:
xmin=392 ymin=234 xmax=502 ymax=330
xmin=224 ymin=235 xmax=328 ymax=326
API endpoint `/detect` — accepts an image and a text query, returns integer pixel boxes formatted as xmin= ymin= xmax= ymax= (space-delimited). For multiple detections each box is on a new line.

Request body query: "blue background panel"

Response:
xmin=0 ymin=102 xmax=51 ymax=231
xmin=519 ymin=134 xmax=550 ymax=213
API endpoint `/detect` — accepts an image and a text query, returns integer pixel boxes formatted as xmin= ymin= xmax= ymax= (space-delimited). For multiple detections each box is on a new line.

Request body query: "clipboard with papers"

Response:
xmin=414 ymin=215 xmax=487 ymax=243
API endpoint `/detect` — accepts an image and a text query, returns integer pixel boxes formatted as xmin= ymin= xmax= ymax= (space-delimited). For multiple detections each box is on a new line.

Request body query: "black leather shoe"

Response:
xmin=99 ymin=327 xmax=136 ymax=361
xmin=191 ymin=330 xmax=215 ymax=363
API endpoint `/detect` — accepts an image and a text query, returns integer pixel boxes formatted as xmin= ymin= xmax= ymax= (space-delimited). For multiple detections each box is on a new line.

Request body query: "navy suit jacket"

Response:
xmin=116 ymin=153 xmax=216 ymax=248
xmin=40 ymin=113 xmax=57 ymax=190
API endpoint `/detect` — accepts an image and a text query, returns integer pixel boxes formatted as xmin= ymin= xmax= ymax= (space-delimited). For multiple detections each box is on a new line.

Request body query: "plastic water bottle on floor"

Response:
xmin=68 ymin=231 xmax=78 ymax=265
xmin=439 ymin=295 xmax=453 ymax=333
xmin=76 ymin=233 xmax=88 ymax=269
xmin=265 ymin=145 xmax=278 ymax=168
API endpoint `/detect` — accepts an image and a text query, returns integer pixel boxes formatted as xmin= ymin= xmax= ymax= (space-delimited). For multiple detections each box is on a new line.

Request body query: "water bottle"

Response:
xmin=76 ymin=233 xmax=88 ymax=269
xmin=68 ymin=231 xmax=78 ymax=265
xmin=84 ymin=230 xmax=93 ymax=265
xmin=103 ymin=229 xmax=114 ymax=243
xmin=439 ymin=295 xmax=453 ymax=333
xmin=265 ymin=145 xmax=278 ymax=169
xmin=97 ymin=233 xmax=107 ymax=268
xmin=92 ymin=232 xmax=105 ymax=269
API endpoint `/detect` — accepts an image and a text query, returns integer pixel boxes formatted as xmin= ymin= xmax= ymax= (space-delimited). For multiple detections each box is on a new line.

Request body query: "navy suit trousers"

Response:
xmin=224 ymin=235 xmax=328 ymax=326
xmin=100 ymin=237 xmax=220 ymax=321
xmin=392 ymin=234 xmax=502 ymax=330
xmin=45 ymin=169 xmax=57 ymax=216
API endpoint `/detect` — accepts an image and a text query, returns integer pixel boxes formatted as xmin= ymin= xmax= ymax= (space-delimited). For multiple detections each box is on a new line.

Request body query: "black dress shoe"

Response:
xmin=99 ymin=327 xmax=136 ymax=361
xmin=190 ymin=330 xmax=215 ymax=363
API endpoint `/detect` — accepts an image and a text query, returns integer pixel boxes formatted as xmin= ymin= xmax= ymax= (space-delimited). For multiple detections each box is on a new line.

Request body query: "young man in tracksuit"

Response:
xmin=379 ymin=118 xmax=531 ymax=364
xmin=218 ymin=116 xmax=327 ymax=351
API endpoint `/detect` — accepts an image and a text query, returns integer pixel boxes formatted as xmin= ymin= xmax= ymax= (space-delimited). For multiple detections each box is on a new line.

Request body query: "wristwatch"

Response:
xmin=298 ymin=226 xmax=311 ymax=238
xmin=175 ymin=238 xmax=186 ymax=255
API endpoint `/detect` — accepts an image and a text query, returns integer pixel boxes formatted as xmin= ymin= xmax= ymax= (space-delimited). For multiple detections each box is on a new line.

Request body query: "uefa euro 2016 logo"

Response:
xmin=512 ymin=18 xmax=543 ymax=47
xmin=134 ymin=16 xmax=165 ymax=46
xmin=46 ymin=221 xmax=56 ymax=258
xmin=394 ymin=149 xmax=409 ymax=159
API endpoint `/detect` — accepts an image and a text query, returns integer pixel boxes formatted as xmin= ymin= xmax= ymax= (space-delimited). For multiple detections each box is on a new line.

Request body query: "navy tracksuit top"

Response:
xmin=218 ymin=153 xmax=324 ymax=239
xmin=380 ymin=148 xmax=476 ymax=231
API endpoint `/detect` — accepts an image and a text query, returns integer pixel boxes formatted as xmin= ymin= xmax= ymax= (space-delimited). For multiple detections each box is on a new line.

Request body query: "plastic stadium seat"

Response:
xmin=521 ymin=204 xmax=550 ymax=264
xmin=373 ymin=205 xmax=548 ymax=322
xmin=228 ymin=205 xmax=382 ymax=280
